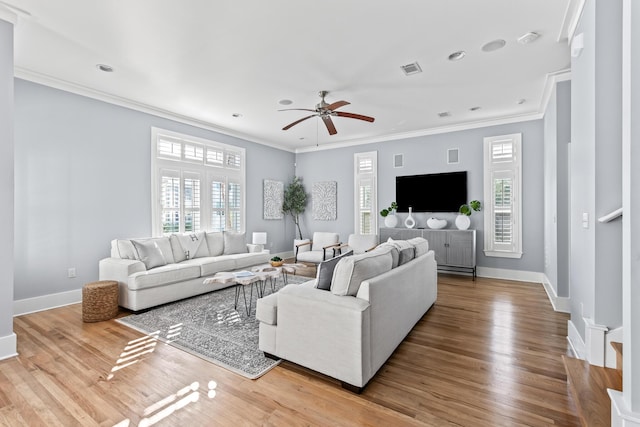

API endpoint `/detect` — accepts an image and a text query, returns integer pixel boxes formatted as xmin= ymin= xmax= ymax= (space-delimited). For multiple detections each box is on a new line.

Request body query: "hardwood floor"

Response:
xmin=0 ymin=274 xmax=580 ymax=426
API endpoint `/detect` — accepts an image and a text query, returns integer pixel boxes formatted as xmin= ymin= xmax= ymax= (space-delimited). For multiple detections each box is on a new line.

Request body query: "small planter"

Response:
xmin=270 ymin=260 xmax=284 ymax=267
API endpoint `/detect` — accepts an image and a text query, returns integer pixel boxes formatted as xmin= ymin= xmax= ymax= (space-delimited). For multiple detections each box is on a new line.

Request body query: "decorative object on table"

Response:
xmin=117 ymin=274 xmax=309 ymax=379
xmin=426 ymin=217 xmax=447 ymax=229
xmin=82 ymin=280 xmax=119 ymax=322
xmin=380 ymin=202 xmax=399 ymax=228
xmin=270 ymin=256 xmax=284 ymax=267
xmin=263 ymin=180 xmax=284 ymax=219
xmin=252 ymin=232 xmax=267 ymax=251
xmin=456 ymin=199 xmax=482 ymax=230
xmin=282 ymin=176 xmax=308 ymax=239
xmin=312 ymin=181 xmax=337 ymax=220
xmin=404 ymin=206 xmax=416 ymax=229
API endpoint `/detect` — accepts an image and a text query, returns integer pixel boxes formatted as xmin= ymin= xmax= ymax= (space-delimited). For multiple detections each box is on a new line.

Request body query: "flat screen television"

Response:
xmin=395 ymin=171 xmax=467 ymax=212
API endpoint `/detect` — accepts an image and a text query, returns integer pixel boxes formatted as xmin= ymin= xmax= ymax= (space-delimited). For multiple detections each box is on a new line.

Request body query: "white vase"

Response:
xmin=404 ymin=207 xmax=416 ymax=229
xmin=384 ymin=214 xmax=398 ymax=228
xmin=455 ymin=214 xmax=471 ymax=230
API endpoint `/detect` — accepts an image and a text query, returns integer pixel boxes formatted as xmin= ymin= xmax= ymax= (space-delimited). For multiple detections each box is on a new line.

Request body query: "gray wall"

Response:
xmin=295 ymin=120 xmax=546 ymax=273
xmin=544 ymin=80 xmax=571 ymax=298
xmin=14 ymin=79 xmax=296 ymax=301
xmin=570 ymin=0 xmax=623 ymax=339
xmin=0 ymin=18 xmax=15 ymax=342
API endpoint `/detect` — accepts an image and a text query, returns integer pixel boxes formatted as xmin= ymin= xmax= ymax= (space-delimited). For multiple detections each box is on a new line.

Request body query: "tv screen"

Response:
xmin=395 ymin=171 xmax=467 ymax=212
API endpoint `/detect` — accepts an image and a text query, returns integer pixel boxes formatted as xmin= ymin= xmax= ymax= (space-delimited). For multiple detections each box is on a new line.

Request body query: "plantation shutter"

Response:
xmin=354 ymin=151 xmax=377 ymax=235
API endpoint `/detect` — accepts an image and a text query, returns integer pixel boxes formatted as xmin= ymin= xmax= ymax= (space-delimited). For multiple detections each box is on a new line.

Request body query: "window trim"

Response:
xmin=151 ymin=127 xmax=246 ymax=236
xmin=354 ymin=151 xmax=378 ymax=235
xmin=483 ymin=133 xmax=523 ymax=258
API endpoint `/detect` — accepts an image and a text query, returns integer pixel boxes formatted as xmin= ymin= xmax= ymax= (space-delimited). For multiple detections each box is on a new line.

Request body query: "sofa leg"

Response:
xmin=263 ymin=352 xmax=280 ymax=361
xmin=341 ymin=381 xmax=364 ymax=394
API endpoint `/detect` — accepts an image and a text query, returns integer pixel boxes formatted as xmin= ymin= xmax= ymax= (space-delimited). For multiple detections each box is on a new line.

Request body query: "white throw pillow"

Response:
xmin=372 ymin=242 xmax=399 ymax=268
xmin=223 ymin=231 xmax=247 ymax=255
xmin=206 ymin=231 xmax=224 ymax=256
xmin=170 ymin=232 xmax=210 ymax=262
xmin=407 ymin=237 xmax=429 ymax=257
xmin=330 ymin=250 xmax=393 ymax=296
xmin=131 ymin=239 xmax=167 ymax=270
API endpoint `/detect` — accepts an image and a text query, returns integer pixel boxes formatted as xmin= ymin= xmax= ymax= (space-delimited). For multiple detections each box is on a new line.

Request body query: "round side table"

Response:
xmin=82 ymin=280 xmax=119 ymax=322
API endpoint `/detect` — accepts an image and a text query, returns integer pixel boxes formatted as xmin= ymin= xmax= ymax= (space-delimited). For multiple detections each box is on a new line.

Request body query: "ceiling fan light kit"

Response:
xmin=280 ymin=91 xmax=375 ymax=136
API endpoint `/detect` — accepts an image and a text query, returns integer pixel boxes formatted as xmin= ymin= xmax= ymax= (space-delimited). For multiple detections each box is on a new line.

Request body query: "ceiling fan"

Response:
xmin=280 ymin=90 xmax=375 ymax=136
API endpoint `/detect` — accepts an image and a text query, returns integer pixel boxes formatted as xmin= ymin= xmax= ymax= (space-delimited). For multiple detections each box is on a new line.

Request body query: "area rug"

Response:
xmin=116 ymin=274 xmax=310 ymax=379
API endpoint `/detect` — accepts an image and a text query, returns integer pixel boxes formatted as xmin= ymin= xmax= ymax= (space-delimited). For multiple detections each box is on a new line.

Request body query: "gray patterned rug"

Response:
xmin=117 ymin=274 xmax=311 ymax=379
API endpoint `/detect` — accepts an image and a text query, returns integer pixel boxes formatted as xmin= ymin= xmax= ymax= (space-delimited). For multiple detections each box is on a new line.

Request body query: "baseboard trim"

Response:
xmin=0 ymin=333 xmax=17 ymax=360
xmin=541 ymin=274 xmax=571 ymax=313
xmin=609 ymin=390 xmax=640 ymax=427
xmin=14 ymin=289 xmax=82 ymax=317
xmin=476 ymin=266 xmax=544 ymax=283
xmin=567 ymin=319 xmax=586 ymax=360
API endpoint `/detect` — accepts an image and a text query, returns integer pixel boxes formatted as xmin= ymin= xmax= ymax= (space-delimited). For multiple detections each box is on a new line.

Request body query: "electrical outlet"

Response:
xmin=68 ymin=268 xmax=76 ymax=278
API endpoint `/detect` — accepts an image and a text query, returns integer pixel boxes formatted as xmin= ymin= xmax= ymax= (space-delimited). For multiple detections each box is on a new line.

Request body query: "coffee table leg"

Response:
xmin=234 ymin=284 xmax=241 ymax=310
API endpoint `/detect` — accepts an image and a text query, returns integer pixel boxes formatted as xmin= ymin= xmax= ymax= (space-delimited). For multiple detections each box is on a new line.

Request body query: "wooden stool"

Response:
xmin=82 ymin=280 xmax=119 ymax=322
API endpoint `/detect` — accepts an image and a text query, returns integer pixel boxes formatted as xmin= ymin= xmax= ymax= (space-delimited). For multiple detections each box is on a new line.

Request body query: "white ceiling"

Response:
xmin=5 ymin=0 xmax=579 ymax=152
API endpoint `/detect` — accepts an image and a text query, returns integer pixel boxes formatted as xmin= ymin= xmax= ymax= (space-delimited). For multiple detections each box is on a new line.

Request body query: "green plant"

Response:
xmin=282 ymin=176 xmax=308 ymax=240
xmin=379 ymin=202 xmax=398 ymax=217
xmin=459 ymin=200 xmax=482 ymax=216
xmin=270 ymin=256 xmax=282 ymax=262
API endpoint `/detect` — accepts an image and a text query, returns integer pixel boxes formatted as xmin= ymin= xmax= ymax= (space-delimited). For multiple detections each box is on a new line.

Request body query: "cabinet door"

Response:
xmin=423 ymin=230 xmax=447 ymax=265
xmin=446 ymin=231 xmax=476 ymax=267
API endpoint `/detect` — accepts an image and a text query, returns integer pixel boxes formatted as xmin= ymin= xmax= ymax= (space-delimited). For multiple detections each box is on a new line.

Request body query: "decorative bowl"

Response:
xmin=270 ymin=260 xmax=284 ymax=267
xmin=426 ymin=218 xmax=447 ymax=229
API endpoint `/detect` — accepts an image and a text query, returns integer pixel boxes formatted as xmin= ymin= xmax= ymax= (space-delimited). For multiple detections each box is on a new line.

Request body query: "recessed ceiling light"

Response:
xmin=481 ymin=39 xmax=506 ymax=52
xmin=470 ymin=106 xmax=481 ymax=111
xmin=96 ymin=64 xmax=114 ymax=72
xmin=517 ymin=32 xmax=540 ymax=44
xmin=517 ymin=99 xmax=526 ymax=105
xmin=232 ymin=113 xmax=243 ymax=118
xmin=448 ymin=51 xmax=466 ymax=61
xmin=279 ymin=99 xmax=293 ymax=105
xmin=438 ymin=111 xmax=451 ymax=118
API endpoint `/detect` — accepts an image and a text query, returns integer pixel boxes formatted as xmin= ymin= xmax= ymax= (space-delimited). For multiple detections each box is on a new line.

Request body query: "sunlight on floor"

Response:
xmin=112 ymin=379 xmax=217 ymax=427
xmin=107 ymin=332 xmax=160 ymax=380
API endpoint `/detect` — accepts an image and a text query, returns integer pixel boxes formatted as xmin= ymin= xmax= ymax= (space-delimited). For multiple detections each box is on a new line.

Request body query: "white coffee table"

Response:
xmin=203 ymin=271 xmax=267 ymax=316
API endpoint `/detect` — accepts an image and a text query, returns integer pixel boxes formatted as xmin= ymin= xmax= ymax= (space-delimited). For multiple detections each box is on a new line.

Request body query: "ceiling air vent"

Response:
xmin=400 ymin=62 xmax=422 ymax=76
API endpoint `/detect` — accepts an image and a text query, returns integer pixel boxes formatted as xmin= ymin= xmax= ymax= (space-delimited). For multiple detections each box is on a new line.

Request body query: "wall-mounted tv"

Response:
xmin=395 ymin=171 xmax=467 ymax=212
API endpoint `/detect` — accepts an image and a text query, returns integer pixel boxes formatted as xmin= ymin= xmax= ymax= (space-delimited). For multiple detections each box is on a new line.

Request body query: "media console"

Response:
xmin=380 ymin=228 xmax=476 ymax=279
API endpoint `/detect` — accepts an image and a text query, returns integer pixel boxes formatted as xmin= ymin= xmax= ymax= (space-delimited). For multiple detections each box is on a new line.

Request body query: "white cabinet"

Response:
xmin=380 ymin=228 xmax=476 ymax=278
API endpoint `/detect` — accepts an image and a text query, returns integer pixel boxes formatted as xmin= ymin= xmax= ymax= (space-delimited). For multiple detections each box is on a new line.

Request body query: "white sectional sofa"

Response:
xmin=256 ymin=237 xmax=437 ymax=392
xmin=99 ymin=231 xmax=270 ymax=311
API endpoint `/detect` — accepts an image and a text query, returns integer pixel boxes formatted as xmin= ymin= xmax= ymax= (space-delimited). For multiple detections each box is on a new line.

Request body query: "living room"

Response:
xmin=1 ymin=1 xmax=640 ymax=425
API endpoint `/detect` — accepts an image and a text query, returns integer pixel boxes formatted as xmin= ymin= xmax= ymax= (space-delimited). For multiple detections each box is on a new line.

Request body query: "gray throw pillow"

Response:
xmin=315 ymin=250 xmax=353 ymax=291
xmin=131 ymin=239 xmax=167 ymax=270
xmin=398 ymin=247 xmax=416 ymax=265
xmin=223 ymin=231 xmax=247 ymax=255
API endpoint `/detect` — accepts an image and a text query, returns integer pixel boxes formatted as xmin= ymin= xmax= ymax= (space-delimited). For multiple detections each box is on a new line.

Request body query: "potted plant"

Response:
xmin=270 ymin=256 xmax=284 ymax=267
xmin=282 ymin=176 xmax=309 ymax=251
xmin=456 ymin=200 xmax=481 ymax=230
xmin=380 ymin=202 xmax=399 ymax=228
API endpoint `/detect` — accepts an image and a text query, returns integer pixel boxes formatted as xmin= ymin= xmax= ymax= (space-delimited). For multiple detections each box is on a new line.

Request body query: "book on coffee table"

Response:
xmin=233 ymin=270 xmax=254 ymax=278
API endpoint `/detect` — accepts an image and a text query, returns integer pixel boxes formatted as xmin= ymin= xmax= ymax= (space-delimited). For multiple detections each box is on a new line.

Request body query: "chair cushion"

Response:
xmin=311 ymin=232 xmax=339 ymax=251
xmin=330 ymin=249 xmax=393 ymax=296
xmin=316 ymin=250 xmax=353 ymax=291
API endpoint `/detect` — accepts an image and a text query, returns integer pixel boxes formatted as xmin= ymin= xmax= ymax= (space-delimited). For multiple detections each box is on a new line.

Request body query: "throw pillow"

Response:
xmin=398 ymin=247 xmax=416 ymax=265
xmin=407 ymin=237 xmax=429 ymax=257
xmin=372 ymin=242 xmax=399 ymax=268
xmin=131 ymin=239 xmax=167 ymax=270
xmin=330 ymin=250 xmax=393 ymax=296
xmin=223 ymin=231 xmax=247 ymax=255
xmin=315 ymin=250 xmax=354 ymax=291
xmin=205 ymin=231 xmax=224 ymax=256
xmin=170 ymin=232 xmax=210 ymax=262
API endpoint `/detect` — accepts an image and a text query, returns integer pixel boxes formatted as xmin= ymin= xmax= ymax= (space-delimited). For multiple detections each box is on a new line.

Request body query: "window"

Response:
xmin=354 ymin=151 xmax=378 ymax=235
xmin=151 ymin=128 xmax=245 ymax=236
xmin=483 ymin=133 xmax=522 ymax=258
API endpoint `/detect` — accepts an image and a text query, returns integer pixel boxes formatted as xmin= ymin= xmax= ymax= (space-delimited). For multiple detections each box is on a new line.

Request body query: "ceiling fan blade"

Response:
xmin=282 ymin=114 xmax=317 ymax=131
xmin=325 ymin=100 xmax=350 ymax=111
xmin=278 ymin=108 xmax=317 ymax=113
xmin=335 ymin=111 xmax=375 ymax=123
xmin=322 ymin=115 xmax=337 ymax=135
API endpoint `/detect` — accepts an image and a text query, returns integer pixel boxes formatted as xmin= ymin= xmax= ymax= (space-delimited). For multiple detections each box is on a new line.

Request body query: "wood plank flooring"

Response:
xmin=0 ymin=274 xmax=581 ymax=426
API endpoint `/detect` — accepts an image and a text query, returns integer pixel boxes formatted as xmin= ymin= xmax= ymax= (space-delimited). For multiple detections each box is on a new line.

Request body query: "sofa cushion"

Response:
xmin=227 ymin=252 xmax=271 ymax=270
xmin=170 ymin=232 xmax=210 ymax=262
xmin=372 ymin=242 xmax=399 ymax=268
xmin=180 ymin=256 xmax=236 ymax=277
xmin=127 ymin=263 xmax=201 ymax=290
xmin=131 ymin=239 xmax=169 ymax=270
xmin=256 ymin=292 xmax=279 ymax=325
xmin=223 ymin=231 xmax=247 ymax=255
xmin=206 ymin=231 xmax=224 ymax=256
xmin=316 ymin=250 xmax=353 ymax=291
xmin=330 ymin=249 xmax=393 ymax=296
xmin=386 ymin=238 xmax=416 ymax=265
xmin=407 ymin=237 xmax=429 ymax=257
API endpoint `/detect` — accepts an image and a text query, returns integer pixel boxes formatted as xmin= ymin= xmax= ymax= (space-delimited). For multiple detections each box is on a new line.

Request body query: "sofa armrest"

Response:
xmin=99 ymin=257 xmax=146 ymax=284
xmin=274 ymin=285 xmax=372 ymax=387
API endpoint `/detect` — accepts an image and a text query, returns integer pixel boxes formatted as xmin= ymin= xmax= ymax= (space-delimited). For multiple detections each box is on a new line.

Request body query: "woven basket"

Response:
xmin=82 ymin=280 xmax=119 ymax=323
